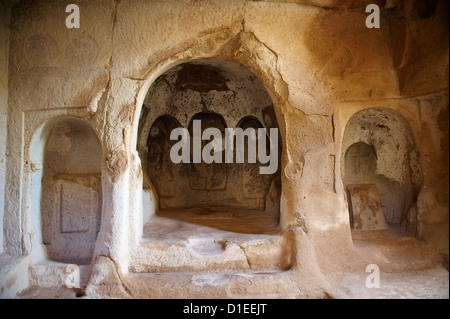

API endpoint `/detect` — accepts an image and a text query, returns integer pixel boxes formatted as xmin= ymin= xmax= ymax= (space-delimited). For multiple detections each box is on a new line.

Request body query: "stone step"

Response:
xmin=29 ymin=261 xmax=91 ymax=289
xmin=88 ymin=256 xmax=298 ymax=299
xmin=129 ymin=235 xmax=289 ymax=273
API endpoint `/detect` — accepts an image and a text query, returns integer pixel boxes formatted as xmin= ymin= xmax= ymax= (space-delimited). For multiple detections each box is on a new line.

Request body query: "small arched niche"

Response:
xmin=341 ymin=108 xmax=422 ymax=235
xmin=146 ymin=115 xmax=183 ymax=201
xmin=137 ymin=59 xmax=281 ymax=234
xmin=187 ymin=112 xmax=228 ymax=194
xmin=344 ymin=142 xmax=388 ymax=230
xmin=236 ymin=116 xmax=279 ymax=214
xmin=41 ymin=118 xmax=102 ymax=265
xmin=345 ymin=142 xmax=377 ymax=182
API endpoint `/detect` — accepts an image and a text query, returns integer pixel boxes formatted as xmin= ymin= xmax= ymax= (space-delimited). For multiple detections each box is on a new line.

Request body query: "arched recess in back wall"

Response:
xmin=40 ymin=117 xmax=102 ymax=265
xmin=341 ymin=108 xmax=422 ymax=235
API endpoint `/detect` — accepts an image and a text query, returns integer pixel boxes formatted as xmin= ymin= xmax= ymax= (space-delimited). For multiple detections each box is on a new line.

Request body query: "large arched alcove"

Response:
xmin=137 ymin=58 xmax=281 ymax=235
xmin=40 ymin=117 xmax=102 ymax=265
xmin=341 ymin=108 xmax=422 ymax=236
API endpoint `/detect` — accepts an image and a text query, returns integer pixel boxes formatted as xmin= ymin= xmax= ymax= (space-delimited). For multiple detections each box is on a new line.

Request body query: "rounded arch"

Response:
xmin=341 ymin=107 xmax=418 ymax=184
xmin=187 ymin=111 xmax=228 ymax=192
xmin=135 ymin=57 xmax=282 ymax=234
xmin=132 ymin=58 xmax=191 ymax=150
xmin=341 ymin=107 xmax=422 ymax=233
xmin=236 ymin=115 xmax=264 ymax=129
xmin=131 ymin=51 xmax=287 ymax=163
xmin=126 ymin=31 xmax=292 ymax=236
xmin=29 ymin=115 xmax=100 ymax=166
xmin=236 ymin=116 xmax=266 ymax=163
xmin=142 ymin=114 xmax=182 ymax=191
xmin=344 ymin=142 xmax=378 ymax=182
xmin=28 ymin=116 xmax=103 ymax=265
xmin=188 ymin=111 xmax=228 ymax=131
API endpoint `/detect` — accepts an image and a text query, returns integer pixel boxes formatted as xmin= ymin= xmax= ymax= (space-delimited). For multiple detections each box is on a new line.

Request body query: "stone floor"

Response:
xmin=150 ymin=207 xmax=280 ymax=235
xmin=18 ymin=267 xmax=448 ymax=299
xmin=132 ymin=210 xmax=285 ymax=273
xmin=16 ymin=225 xmax=449 ymax=299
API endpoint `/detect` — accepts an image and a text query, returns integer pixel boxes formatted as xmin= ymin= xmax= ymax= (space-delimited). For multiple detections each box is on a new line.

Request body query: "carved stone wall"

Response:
xmin=0 ymin=0 xmax=447 ymax=299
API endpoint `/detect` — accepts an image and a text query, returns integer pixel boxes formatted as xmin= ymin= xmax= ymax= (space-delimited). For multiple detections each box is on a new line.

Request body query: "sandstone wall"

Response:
xmin=1 ymin=0 xmax=448 ymax=297
xmin=0 ymin=1 xmax=12 ymax=255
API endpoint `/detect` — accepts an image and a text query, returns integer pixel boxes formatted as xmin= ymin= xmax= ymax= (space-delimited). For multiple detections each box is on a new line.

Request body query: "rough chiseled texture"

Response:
xmin=0 ymin=0 xmax=448 ymax=298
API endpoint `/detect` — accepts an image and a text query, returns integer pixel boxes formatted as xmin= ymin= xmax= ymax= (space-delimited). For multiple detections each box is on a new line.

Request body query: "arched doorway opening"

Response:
xmin=137 ymin=58 xmax=281 ymax=235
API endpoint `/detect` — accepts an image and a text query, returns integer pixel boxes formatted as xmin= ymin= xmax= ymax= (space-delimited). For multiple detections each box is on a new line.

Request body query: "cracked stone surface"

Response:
xmin=0 ymin=0 xmax=448 ymax=299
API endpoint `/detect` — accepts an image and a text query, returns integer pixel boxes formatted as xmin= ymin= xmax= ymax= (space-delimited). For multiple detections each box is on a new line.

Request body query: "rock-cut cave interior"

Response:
xmin=0 ymin=0 xmax=448 ymax=300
